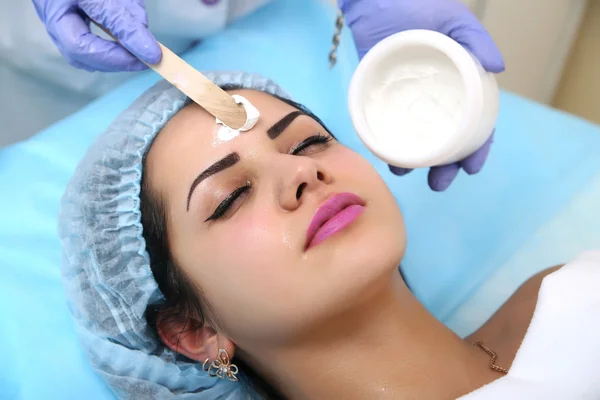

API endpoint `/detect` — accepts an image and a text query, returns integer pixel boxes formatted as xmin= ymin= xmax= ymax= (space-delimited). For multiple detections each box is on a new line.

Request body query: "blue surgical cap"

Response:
xmin=58 ymin=72 xmax=290 ymax=399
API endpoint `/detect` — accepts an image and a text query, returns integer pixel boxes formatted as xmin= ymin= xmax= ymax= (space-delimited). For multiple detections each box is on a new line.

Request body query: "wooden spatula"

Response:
xmin=94 ymin=23 xmax=248 ymax=129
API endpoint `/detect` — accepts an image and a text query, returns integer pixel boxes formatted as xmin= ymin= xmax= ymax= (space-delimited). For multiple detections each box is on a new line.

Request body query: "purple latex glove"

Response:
xmin=339 ymin=0 xmax=505 ymax=191
xmin=32 ymin=0 xmax=161 ymax=72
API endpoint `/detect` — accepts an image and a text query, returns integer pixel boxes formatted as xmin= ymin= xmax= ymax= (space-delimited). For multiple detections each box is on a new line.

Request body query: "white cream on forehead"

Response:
xmin=214 ymin=94 xmax=260 ymax=144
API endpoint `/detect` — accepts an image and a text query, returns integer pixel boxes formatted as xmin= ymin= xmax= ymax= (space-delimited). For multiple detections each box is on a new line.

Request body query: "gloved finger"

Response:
xmin=428 ymin=163 xmax=461 ymax=192
xmin=388 ymin=165 xmax=413 ymax=176
xmin=125 ymin=0 xmax=150 ymax=27
xmin=460 ymin=131 xmax=494 ymax=175
xmin=51 ymin=11 xmax=148 ymax=71
xmin=68 ymin=59 xmax=97 ymax=72
xmin=80 ymin=0 xmax=161 ymax=65
xmin=450 ymin=14 xmax=505 ymax=73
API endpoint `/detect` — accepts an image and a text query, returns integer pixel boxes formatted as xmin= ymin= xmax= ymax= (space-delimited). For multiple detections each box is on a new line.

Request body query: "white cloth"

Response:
xmin=0 ymin=0 xmax=270 ymax=146
xmin=459 ymin=250 xmax=600 ymax=399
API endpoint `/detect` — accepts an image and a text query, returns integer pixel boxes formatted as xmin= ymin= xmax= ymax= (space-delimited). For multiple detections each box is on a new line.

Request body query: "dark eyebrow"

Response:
xmin=186 ymin=152 xmax=240 ymax=211
xmin=267 ymin=111 xmax=305 ymax=140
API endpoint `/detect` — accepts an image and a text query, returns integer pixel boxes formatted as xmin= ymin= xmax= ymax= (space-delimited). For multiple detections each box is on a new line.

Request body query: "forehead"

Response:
xmin=152 ymin=89 xmax=295 ymax=150
xmin=144 ymin=89 xmax=299 ymax=193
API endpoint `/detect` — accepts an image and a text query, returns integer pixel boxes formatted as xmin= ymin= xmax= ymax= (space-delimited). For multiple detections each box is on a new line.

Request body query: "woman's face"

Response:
xmin=145 ymin=89 xmax=406 ymax=346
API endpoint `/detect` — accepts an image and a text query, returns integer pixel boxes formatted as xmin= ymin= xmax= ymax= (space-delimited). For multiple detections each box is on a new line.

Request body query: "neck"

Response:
xmin=246 ymin=271 xmax=499 ymax=399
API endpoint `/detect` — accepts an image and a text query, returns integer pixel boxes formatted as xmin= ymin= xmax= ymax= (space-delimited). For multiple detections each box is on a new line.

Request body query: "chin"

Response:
xmin=289 ymin=224 xmax=405 ymax=332
xmin=320 ymin=214 xmax=406 ymax=293
xmin=360 ymin=232 xmax=406 ymax=277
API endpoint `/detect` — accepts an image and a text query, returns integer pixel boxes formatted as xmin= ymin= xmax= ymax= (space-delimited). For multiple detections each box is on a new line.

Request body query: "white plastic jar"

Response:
xmin=348 ymin=29 xmax=499 ymax=169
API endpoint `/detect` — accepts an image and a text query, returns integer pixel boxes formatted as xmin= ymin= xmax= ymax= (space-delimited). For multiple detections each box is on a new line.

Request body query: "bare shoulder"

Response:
xmin=466 ymin=264 xmax=563 ymax=368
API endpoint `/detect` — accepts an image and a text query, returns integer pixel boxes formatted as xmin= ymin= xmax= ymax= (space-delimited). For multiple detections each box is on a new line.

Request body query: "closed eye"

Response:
xmin=205 ymin=181 xmax=251 ymax=222
xmin=291 ymin=134 xmax=333 ymax=156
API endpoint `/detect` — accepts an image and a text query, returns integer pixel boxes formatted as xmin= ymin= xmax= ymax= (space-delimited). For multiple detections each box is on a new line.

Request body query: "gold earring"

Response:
xmin=203 ymin=349 xmax=239 ymax=382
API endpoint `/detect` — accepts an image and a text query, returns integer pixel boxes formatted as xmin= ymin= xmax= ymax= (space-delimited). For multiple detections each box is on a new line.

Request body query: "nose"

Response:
xmin=278 ymin=156 xmax=331 ymax=211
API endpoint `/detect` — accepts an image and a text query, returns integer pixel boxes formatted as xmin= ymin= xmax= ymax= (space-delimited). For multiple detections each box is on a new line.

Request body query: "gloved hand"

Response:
xmin=32 ymin=0 xmax=162 ymax=72
xmin=339 ymin=0 xmax=504 ymax=191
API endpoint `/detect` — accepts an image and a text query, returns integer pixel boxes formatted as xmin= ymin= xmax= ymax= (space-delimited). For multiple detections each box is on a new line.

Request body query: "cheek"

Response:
xmin=327 ymin=146 xmax=388 ymax=193
xmin=220 ymin=208 xmax=292 ymax=263
xmin=192 ymin=210 xmax=307 ymax=341
xmin=330 ymin=146 xmax=406 ymax=246
xmin=200 ymin=207 xmax=298 ymax=298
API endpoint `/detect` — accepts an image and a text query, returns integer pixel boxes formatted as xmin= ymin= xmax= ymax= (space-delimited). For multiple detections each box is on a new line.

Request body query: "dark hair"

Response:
xmin=140 ymin=87 xmax=331 ymax=399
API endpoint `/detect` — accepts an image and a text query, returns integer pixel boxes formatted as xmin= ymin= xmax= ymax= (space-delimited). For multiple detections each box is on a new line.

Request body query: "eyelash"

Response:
xmin=205 ymin=182 xmax=251 ymax=222
xmin=205 ymin=133 xmax=333 ymax=222
xmin=290 ymin=133 xmax=333 ymax=156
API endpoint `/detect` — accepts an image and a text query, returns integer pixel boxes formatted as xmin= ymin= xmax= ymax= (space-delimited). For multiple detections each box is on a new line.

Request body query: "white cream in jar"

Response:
xmin=348 ymin=30 xmax=499 ymax=169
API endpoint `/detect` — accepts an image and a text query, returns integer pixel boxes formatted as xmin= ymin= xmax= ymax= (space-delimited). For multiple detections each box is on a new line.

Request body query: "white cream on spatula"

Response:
xmin=215 ymin=95 xmax=260 ymax=143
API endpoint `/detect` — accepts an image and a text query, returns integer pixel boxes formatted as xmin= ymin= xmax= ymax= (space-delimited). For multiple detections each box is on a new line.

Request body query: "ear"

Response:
xmin=156 ymin=314 xmax=235 ymax=363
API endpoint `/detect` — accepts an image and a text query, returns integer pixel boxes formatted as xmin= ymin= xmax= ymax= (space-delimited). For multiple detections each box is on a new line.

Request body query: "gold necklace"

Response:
xmin=473 ymin=341 xmax=508 ymax=375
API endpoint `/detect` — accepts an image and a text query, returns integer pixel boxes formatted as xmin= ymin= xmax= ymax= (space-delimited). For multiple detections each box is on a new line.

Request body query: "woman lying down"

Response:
xmin=58 ymin=72 xmax=600 ymax=400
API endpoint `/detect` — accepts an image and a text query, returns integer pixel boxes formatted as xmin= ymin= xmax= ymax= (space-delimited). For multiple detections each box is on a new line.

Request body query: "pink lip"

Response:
xmin=305 ymin=192 xmax=365 ymax=250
